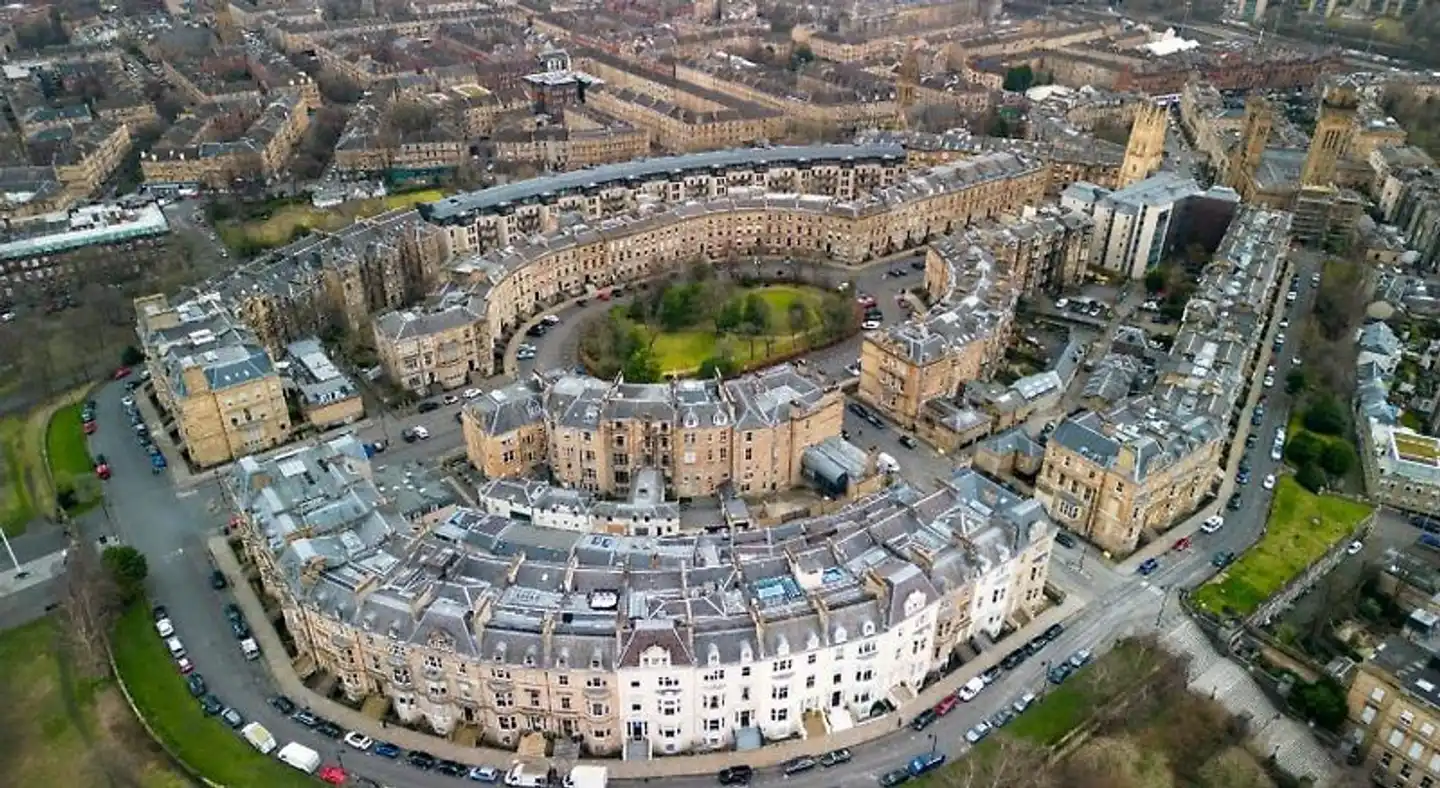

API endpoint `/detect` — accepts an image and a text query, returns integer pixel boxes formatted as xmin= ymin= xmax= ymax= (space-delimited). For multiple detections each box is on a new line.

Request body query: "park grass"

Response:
xmin=0 ymin=617 xmax=189 ymax=788
xmin=1192 ymin=476 xmax=1373 ymax=618
xmin=633 ymin=284 xmax=831 ymax=376
xmin=218 ymin=188 xmax=447 ymax=251
xmin=112 ymin=603 xmax=319 ymax=788
xmin=0 ymin=387 xmax=90 ymax=535
xmin=47 ymin=404 xmax=94 ymax=479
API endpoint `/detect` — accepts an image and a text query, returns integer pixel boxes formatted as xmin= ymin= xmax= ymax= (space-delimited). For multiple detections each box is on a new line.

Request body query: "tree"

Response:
xmin=787 ymin=302 xmax=812 ymax=340
xmin=622 ymin=345 xmax=661 ymax=383
xmin=743 ymin=293 xmax=772 ymax=334
xmin=1144 ymin=267 xmax=1167 ymax=294
xmin=1292 ymin=678 xmax=1348 ymax=731
xmin=316 ymin=69 xmax=364 ymax=104
xmin=698 ymin=354 xmax=738 ymax=379
xmin=1003 ymin=64 xmax=1036 ymax=92
xmin=1195 ymin=748 xmax=1273 ymax=788
xmin=1296 ymin=462 xmax=1327 ymax=493
xmin=715 ymin=299 xmax=745 ymax=333
xmin=1302 ymin=395 xmax=1347 ymax=436
xmin=1320 ymin=441 xmax=1355 ymax=478
xmin=1284 ymin=431 xmax=1323 ymax=467
xmin=1285 ymin=369 xmax=1306 ymax=395
xmin=1059 ymin=735 xmax=1175 ymax=788
xmin=59 ymin=543 xmax=120 ymax=678
xmin=102 ymin=545 xmax=149 ymax=606
xmin=658 ymin=285 xmax=697 ymax=331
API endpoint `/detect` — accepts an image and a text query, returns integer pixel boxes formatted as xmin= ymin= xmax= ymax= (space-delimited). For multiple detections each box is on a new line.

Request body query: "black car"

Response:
xmin=898 ymin=435 xmax=918 ymax=449
xmin=1245 ymin=434 xmax=1258 ymax=448
xmin=880 ymin=769 xmax=912 ymax=787
xmin=718 ymin=765 xmax=754 ymax=785
xmin=980 ymin=665 xmax=1002 ymax=684
xmin=847 ymin=402 xmax=871 ymax=419
xmin=1042 ymin=623 xmax=1064 ymax=642
xmin=525 ymin=324 xmax=547 ymax=337
xmin=186 ymin=674 xmax=206 ymax=697
xmin=417 ymin=401 xmax=440 ymax=413
xmin=223 ymin=603 xmax=244 ymax=624
xmin=910 ymin=708 xmax=939 ymax=731
xmin=1000 ymin=649 xmax=1027 ymax=670
xmin=315 ymin=721 xmax=343 ymax=739
xmin=1226 ymin=492 xmax=1243 ymax=511
xmin=910 ymin=259 xmax=926 ymax=271
xmin=208 ymin=570 xmax=227 ymax=590
xmin=436 ymin=760 xmax=468 ymax=777
xmin=231 ymin=620 xmax=251 ymax=639
xmin=152 ymin=604 xmax=169 ymax=621
xmin=1054 ymin=531 xmax=1077 ymax=549
xmin=198 ymin=694 xmax=223 ymax=715
xmin=819 ymin=748 xmax=852 ymax=767
xmin=407 ymin=751 xmax=438 ymax=770
xmin=269 ymin=695 xmax=296 ymax=715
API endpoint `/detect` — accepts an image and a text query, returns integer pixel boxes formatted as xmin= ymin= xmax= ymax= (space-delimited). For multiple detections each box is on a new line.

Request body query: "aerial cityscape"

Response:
xmin=6 ymin=0 xmax=1440 ymax=787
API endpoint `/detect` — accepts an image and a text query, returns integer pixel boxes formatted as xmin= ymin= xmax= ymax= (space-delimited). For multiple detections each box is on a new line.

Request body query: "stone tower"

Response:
xmin=895 ymin=43 xmax=920 ymax=130
xmin=1118 ymin=103 xmax=1167 ymax=188
xmin=1300 ymin=83 xmax=1359 ymax=188
xmin=1227 ymin=94 xmax=1272 ymax=197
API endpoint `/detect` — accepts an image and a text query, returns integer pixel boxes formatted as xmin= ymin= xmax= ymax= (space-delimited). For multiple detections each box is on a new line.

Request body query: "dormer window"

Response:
xmin=740 ymin=644 xmax=753 ymax=663
xmin=833 ymin=627 xmax=847 ymax=644
xmin=861 ymin=621 xmax=876 ymax=637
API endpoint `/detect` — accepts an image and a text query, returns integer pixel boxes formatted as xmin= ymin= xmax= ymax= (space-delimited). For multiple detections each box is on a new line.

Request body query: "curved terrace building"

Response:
xmin=232 ymin=432 xmax=1056 ymax=759
xmin=376 ymin=150 xmax=1048 ymax=391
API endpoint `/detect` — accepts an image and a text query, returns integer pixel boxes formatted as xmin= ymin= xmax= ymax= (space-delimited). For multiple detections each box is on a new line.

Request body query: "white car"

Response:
xmin=1201 ymin=515 xmax=1224 ymax=534
xmin=1292 ymin=356 xmax=1301 ymax=367
xmin=541 ymin=314 xmax=561 ymax=326
xmin=1278 ymin=318 xmax=1289 ymax=329
xmin=1263 ymin=375 xmax=1274 ymax=388
xmin=122 ymin=396 xmax=135 ymax=407
xmin=463 ymin=388 xmax=482 ymax=399
xmin=1274 ymin=333 xmax=1286 ymax=346
xmin=412 ymin=426 xmax=430 ymax=440
xmin=442 ymin=394 xmax=459 ymax=405
xmin=964 ymin=721 xmax=992 ymax=744
xmin=343 ymin=731 xmax=372 ymax=751
xmin=155 ymin=617 xmax=175 ymax=638
xmin=1055 ymin=298 xmax=1069 ymax=310
xmin=1346 ymin=540 xmax=1364 ymax=556
xmin=1275 ymin=427 xmax=1287 ymax=442
xmin=1270 ymin=445 xmax=1283 ymax=462
xmin=1012 ymin=692 xmax=1036 ymax=713
xmin=1286 ymin=291 xmax=1297 ymax=303
xmin=1262 ymin=474 xmax=1276 ymax=490
xmin=516 ymin=347 xmax=537 ymax=360
xmin=861 ymin=319 xmax=882 ymax=330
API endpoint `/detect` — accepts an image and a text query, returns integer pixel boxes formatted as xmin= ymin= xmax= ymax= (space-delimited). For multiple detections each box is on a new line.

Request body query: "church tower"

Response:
xmin=1227 ymin=94 xmax=1272 ymax=197
xmin=895 ymin=43 xmax=920 ymax=130
xmin=1117 ymin=103 xmax=1167 ymax=188
xmin=1300 ymin=83 xmax=1358 ymax=188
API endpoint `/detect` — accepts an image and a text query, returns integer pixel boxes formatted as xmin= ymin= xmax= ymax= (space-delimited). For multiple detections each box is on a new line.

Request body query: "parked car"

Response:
xmin=819 ymin=748 xmax=852 ymax=767
xmin=198 ymin=694 xmax=223 ymax=715
xmin=1054 ymin=531 xmax=1077 ymax=549
xmin=291 ymin=709 xmax=319 ymax=727
xmin=1212 ymin=551 xmax=1236 ymax=568
xmin=315 ymin=721 xmax=343 ymax=739
xmin=990 ymin=707 xmax=1016 ymax=728
xmin=933 ymin=693 xmax=959 ymax=716
xmin=718 ymin=765 xmax=754 ymax=785
xmin=1263 ymin=474 xmax=1276 ymax=490
xmin=1137 ymin=557 xmax=1159 ymax=576
xmin=783 ymin=757 xmax=818 ymax=775
xmin=1201 ymin=515 xmax=1224 ymax=534
xmin=436 ymin=761 xmax=468 ymax=777
xmin=1012 ymin=692 xmax=1037 ymax=713
xmin=879 ymin=769 xmax=912 ymax=787
xmin=1048 ymin=663 xmax=1074 ymax=684
xmin=898 ymin=435 xmax=918 ymax=449
xmin=466 ymin=765 xmax=500 ymax=782
xmin=220 ymin=707 xmax=244 ymax=728
xmin=417 ymin=401 xmax=440 ymax=413
xmin=372 ymin=742 xmax=401 ymax=759
xmin=343 ymin=731 xmax=373 ymax=751
xmin=208 ymin=570 xmax=227 ymax=589
xmin=1069 ymin=649 xmax=1093 ymax=668
xmin=1347 ymin=540 xmax=1364 ymax=556
xmin=910 ymin=708 xmax=939 ymax=730
xmin=965 ymin=721 xmax=992 ymax=743
xmin=407 ymin=750 xmax=437 ymax=770
xmin=94 ymin=454 xmax=110 ymax=480
xmin=269 ymin=695 xmax=296 ymax=715
xmin=185 ymin=674 xmax=206 ymax=697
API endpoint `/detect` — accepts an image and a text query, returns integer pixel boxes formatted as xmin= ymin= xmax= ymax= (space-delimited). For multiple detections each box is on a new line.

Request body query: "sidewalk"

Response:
xmin=210 ymin=536 xmax=1086 ymax=778
xmin=0 ymin=549 xmax=67 ymax=598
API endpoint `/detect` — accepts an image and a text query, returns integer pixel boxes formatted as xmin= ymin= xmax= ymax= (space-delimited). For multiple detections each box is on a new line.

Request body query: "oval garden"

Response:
xmin=579 ymin=267 xmax=860 ymax=381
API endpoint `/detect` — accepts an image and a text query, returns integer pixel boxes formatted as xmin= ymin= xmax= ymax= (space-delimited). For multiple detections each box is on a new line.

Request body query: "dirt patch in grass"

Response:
xmin=0 ymin=616 xmax=190 ymax=788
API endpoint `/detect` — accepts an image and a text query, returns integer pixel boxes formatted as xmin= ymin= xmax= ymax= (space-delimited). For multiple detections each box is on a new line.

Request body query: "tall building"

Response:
xmin=895 ymin=44 xmax=921 ymax=131
xmin=1345 ymin=636 xmax=1440 ymax=784
xmin=1301 ymin=84 xmax=1359 ymax=188
xmin=1061 ymin=172 xmax=1206 ymax=280
xmin=1117 ymin=103 xmax=1167 ymax=188
xmin=1227 ymin=95 xmax=1273 ymax=197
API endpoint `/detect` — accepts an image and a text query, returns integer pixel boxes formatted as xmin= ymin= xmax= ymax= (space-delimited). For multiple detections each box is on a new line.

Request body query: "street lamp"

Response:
xmin=0 ymin=524 xmax=22 ymax=576
xmin=928 ymin=732 xmax=937 ymax=756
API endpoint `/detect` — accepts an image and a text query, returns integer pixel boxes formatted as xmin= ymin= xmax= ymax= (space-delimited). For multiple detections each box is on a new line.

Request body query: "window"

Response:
xmin=560 ymin=697 xmax=572 ymax=710
xmin=805 ymin=675 xmax=815 ymax=689
xmin=807 ymin=654 xmax=817 ymax=665
xmin=772 ymin=686 xmax=789 ymax=700
xmin=1390 ymin=728 xmax=1407 ymax=748
xmin=770 ymin=708 xmax=789 ymax=722
xmin=1403 ymin=711 xmax=1417 ymax=728
xmin=773 ymin=659 xmax=792 ymax=672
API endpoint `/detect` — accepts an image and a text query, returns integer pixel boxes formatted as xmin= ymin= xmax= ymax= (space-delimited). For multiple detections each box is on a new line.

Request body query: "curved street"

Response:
xmin=59 ymin=247 xmax=1358 ymax=787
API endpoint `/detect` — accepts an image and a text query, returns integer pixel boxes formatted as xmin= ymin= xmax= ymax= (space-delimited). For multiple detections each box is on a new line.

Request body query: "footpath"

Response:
xmin=210 ymin=535 xmax=1085 ymax=778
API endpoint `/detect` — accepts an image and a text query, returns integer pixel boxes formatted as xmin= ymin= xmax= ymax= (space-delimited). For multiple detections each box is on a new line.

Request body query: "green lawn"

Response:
xmin=637 ymin=284 xmax=830 ymax=376
xmin=219 ymin=189 xmax=448 ymax=251
xmin=47 ymin=404 xmax=93 ymax=479
xmin=1 ymin=616 xmax=189 ymax=788
xmin=111 ymin=603 xmax=318 ymax=788
xmin=1192 ymin=476 xmax=1373 ymax=617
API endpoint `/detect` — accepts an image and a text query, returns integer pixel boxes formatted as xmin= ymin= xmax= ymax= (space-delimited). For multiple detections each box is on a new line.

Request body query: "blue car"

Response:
xmin=372 ymin=741 xmax=401 ymax=759
xmin=907 ymin=752 xmax=945 ymax=777
xmin=1137 ymin=558 xmax=1159 ymax=576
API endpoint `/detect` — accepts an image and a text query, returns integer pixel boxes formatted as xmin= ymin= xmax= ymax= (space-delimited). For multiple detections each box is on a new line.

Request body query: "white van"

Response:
xmin=505 ymin=763 xmax=549 ymax=788
xmin=241 ymin=722 xmax=276 ymax=755
xmin=165 ymin=637 xmax=185 ymax=658
xmin=240 ymin=638 xmax=260 ymax=661
xmin=956 ymin=676 xmax=986 ymax=702
xmin=276 ymin=742 xmax=321 ymax=774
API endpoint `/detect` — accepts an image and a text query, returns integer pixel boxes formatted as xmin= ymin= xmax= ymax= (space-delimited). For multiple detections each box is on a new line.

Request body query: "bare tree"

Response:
xmin=56 ymin=545 xmax=120 ymax=679
xmin=942 ymin=734 xmax=1056 ymax=788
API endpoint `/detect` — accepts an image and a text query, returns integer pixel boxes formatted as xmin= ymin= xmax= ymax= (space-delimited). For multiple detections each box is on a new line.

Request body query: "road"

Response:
xmin=62 ymin=244 xmax=1342 ymax=787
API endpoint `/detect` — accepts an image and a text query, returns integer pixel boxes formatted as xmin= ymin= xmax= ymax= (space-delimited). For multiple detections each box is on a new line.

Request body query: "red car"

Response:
xmin=176 ymin=657 xmax=195 ymax=674
xmin=113 ymin=366 xmax=132 ymax=380
xmin=318 ymin=765 xmax=346 ymax=785
xmin=856 ymin=295 xmax=877 ymax=308
xmin=934 ymin=692 xmax=959 ymax=716
xmin=94 ymin=459 xmax=110 ymax=480
xmin=1172 ymin=536 xmax=1192 ymax=552
xmin=83 ymin=420 xmax=97 ymax=435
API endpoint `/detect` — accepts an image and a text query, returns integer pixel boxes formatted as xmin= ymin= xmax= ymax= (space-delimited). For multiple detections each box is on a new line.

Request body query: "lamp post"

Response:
xmin=0 ymin=524 xmax=22 ymax=576
xmin=928 ymin=732 xmax=937 ymax=757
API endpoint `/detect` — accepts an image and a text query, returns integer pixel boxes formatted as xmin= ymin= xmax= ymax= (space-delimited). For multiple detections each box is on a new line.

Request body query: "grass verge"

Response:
xmin=0 ymin=387 xmax=90 ymax=535
xmin=112 ymin=603 xmax=319 ymax=788
xmin=218 ymin=189 xmax=446 ymax=251
xmin=1192 ymin=476 xmax=1373 ymax=618
xmin=0 ymin=616 xmax=189 ymax=788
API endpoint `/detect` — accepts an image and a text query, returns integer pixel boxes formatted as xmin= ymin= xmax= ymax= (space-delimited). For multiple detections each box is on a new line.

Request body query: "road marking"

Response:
xmin=176 ymin=489 xmax=198 ymax=498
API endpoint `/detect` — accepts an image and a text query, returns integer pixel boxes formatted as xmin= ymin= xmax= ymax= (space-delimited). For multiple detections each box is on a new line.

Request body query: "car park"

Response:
xmin=820 ymin=748 xmax=852 ymax=767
